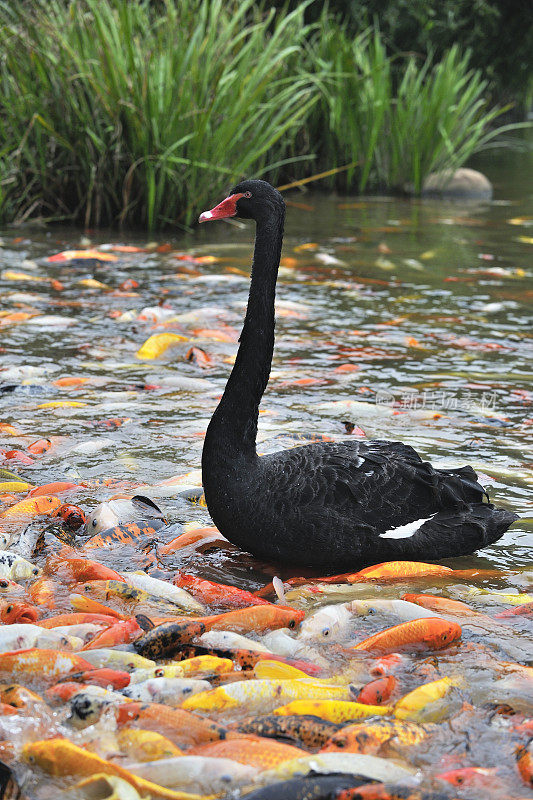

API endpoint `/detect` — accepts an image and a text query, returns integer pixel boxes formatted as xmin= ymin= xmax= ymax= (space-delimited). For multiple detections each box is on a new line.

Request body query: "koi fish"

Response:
xmin=78 ymin=649 xmax=155 ymax=671
xmin=115 ymin=701 xmax=228 ymax=746
xmin=173 ymin=571 xmax=272 ymax=608
xmin=62 ymin=667 xmax=131 ymax=690
xmin=273 ymin=700 xmax=392 ymax=723
xmin=123 ymin=677 xmax=211 ymax=705
xmin=69 ymin=592 xmax=126 ymax=618
xmin=436 ymin=766 xmax=499 ymax=787
xmin=237 ymin=714 xmax=343 ymax=749
xmin=467 ymin=588 xmax=533 ymax=605
xmin=0 ymin=495 xmax=61 ymax=518
xmin=0 ymin=684 xmax=45 ymax=708
xmin=22 ymin=739 xmax=204 ymax=800
xmin=37 ymin=612 xmax=119 ymax=628
xmin=74 ymin=580 xmax=190 ymax=615
xmin=0 ymin=648 xmax=94 ymax=682
xmin=256 ymin=752 xmax=418 ymax=786
xmin=401 ymin=593 xmax=476 ymax=615
xmin=357 ymin=676 xmax=398 ymax=706
xmin=0 ymin=599 xmax=39 ymax=624
xmin=370 ymin=654 xmax=408 ymax=677
xmin=121 ymin=571 xmax=204 ymax=613
xmin=517 ymin=739 xmax=533 ymax=787
xmin=129 ymin=755 xmax=257 ymax=795
xmin=51 ymin=504 xmax=87 ymax=530
xmin=134 ymin=621 xmax=206 ymax=660
xmin=46 ymin=682 xmax=128 ymax=704
xmin=159 ymin=527 xmax=227 ymax=555
xmin=128 ymin=665 xmax=185 ymax=683
xmin=178 ymin=655 xmax=234 ymax=676
xmin=28 ymin=482 xmax=81 ymax=497
xmin=394 ymin=677 xmax=462 ymax=721
xmin=0 ymin=624 xmax=83 ymax=653
xmin=352 ymin=619 xmax=461 ymax=653
xmin=117 ymin=728 xmax=183 ymax=761
xmin=83 ymin=522 xmax=162 ymax=551
xmin=349 ymin=599 xmax=440 ymax=622
xmin=190 ymin=605 xmax=305 ymax=634
xmin=496 ymin=602 xmax=533 ymax=618
xmin=80 ymin=617 xmax=143 ymax=650
xmin=86 ymin=496 xmax=167 ymax=535
xmin=0 ymin=551 xmax=41 ymax=580
xmin=298 ymin=603 xmax=353 ymax=642
xmin=321 ymin=720 xmax=428 ymax=754
xmin=182 ymin=679 xmax=355 ymax=714
xmin=319 ymin=562 xmax=454 ymax=583
xmin=189 ymin=736 xmax=305 ymax=770
xmin=27 ymin=578 xmax=58 ymax=607
xmin=0 ymin=481 xmax=34 ymax=493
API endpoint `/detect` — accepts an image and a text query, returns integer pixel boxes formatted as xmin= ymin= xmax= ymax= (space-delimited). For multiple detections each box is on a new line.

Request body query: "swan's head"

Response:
xmin=199 ymin=179 xmax=285 ymax=224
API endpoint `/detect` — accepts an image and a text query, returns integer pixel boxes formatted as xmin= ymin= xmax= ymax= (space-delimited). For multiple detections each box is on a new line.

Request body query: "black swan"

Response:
xmin=199 ymin=179 xmax=517 ymax=570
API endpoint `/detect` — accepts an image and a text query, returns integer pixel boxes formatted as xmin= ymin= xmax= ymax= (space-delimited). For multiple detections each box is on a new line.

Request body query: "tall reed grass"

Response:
xmin=0 ymin=0 xmax=315 ymax=227
xmin=0 ymin=0 xmax=527 ymax=229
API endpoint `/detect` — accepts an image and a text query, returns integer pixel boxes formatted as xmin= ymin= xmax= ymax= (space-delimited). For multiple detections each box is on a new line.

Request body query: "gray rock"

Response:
xmin=422 ymin=167 xmax=493 ymax=199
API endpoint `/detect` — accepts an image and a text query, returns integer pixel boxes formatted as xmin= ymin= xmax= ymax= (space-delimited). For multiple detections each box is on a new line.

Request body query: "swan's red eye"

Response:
xmin=244 ymin=191 xmax=252 ymax=198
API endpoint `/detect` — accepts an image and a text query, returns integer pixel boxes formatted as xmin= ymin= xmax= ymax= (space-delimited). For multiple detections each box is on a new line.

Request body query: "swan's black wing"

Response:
xmin=251 ymin=439 xmax=517 ymax=568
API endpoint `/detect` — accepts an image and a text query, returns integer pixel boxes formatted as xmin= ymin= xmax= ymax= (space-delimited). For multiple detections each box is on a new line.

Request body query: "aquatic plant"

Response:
xmin=0 ymin=0 xmax=528 ymax=229
xmin=305 ymin=15 xmax=528 ymax=193
xmin=0 ymin=0 xmax=315 ymax=228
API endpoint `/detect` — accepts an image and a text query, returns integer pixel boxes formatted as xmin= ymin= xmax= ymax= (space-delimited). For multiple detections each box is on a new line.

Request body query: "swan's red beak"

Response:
xmin=199 ymin=193 xmax=244 ymax=223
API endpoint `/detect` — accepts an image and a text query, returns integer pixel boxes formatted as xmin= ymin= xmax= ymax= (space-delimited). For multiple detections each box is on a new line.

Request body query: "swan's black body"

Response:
xmin=200 ymin=180 xmax=517 ymax=570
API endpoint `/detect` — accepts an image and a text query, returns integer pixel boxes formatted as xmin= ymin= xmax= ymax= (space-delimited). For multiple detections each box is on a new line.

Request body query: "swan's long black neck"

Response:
xmin=204 ymin=210 xmax=284 ymax=463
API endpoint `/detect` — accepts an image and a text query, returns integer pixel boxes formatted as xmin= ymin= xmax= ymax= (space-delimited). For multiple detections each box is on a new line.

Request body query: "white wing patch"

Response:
xmin=379 ymin=515 xmax=435 ymax=539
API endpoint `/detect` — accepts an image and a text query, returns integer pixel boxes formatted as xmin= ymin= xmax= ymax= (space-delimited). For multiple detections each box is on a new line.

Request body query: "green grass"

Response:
xmin=0 ymin=0 xmax=528 ymax=229
xmin=305 ymin=13 xmax=529 ymax=193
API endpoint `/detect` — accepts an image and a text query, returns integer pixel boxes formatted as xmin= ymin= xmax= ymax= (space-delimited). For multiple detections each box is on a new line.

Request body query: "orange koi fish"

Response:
xmin=436 ymin=767 xmax=499 ymax=787
xmin=61 ymin=667 xmax=130 ymax=690
xmin=159 ymin=527 xmax=226 ymax=555
xmin=115 ymin=701 xmax=227 ymax=747
xmin=47 ymin=552 xmax=125 ymax=583
xmin=325 ymin=561 xmax=454 ymax=583
xmin=352 ymin=619 xmax=461 ymax=653
xmin=0 ymin=684 xmax=44 ymax=708
xmin=189 ymin=736 xmax=305 ymax=770
xmin=401 ymin=593 xmax=475 ymax=615
xmin=0 ymin=649 xmax=94 ymax=682
xmin=26 ymin=439 xmax=52 ymax=455
xmin=28 ymin=578 xmax=59 ymax=608
xmin=52 ymin=504 xmax=86 ymax=530
xmin=38 ymin=612 xmax=118 ymax=629
xmin=496 ymin=602 xmax=533 ymax=619
xmin=48 ymin=249 xmax=118 ymax=262
xmin=173 ymin=571 xmax=272 ymax=608
xmin=356 ymin=676 xmax=398 ymax=706
xmin=0 ymin=495 xmax=61 ymax=519
xmin=0 ymin=599 xmax=39 ymax=624
xmin=80 ymin=617 xmax=142 ymax=650
xmin=28 ymin=482 xmax=82 ymax=497
xmin=69 ymin=593 xmax=126 ymax=619
xmin=517 ymin=739 xmax=533 ymax=787
xmin=196 ymin=604 xmax=304 ymax=634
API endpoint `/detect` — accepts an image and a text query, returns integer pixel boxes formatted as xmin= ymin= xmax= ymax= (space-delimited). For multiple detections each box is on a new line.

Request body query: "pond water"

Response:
xmin=0 ymin=149 xmax=532 ymax=798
